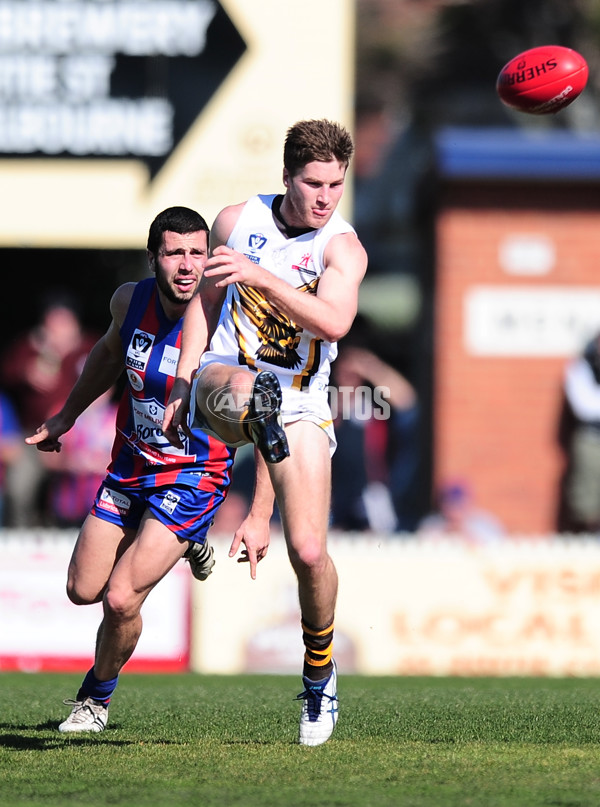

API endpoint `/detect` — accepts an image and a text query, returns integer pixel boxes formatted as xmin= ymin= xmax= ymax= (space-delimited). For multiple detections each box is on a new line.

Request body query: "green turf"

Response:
xmin=1 ymin=673 xmax=600 ymax=806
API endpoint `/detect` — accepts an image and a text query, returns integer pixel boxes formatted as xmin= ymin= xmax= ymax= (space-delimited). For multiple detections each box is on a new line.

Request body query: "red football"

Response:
xmin=496 ymin=45 xmax=588 ymax=114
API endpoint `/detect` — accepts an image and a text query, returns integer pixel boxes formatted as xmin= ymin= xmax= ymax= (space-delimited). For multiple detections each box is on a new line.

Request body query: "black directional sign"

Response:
xmin=0 ymin=0 xmax=246 ymax=175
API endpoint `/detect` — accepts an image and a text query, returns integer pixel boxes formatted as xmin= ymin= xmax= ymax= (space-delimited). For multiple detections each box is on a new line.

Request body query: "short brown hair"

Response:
xmin=283 ymin=119 xmax=354 ymax=176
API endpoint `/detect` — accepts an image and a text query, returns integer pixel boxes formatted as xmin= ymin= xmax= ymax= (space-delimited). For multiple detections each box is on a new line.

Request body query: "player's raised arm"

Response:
xmin=25 ymin=284 xmax=133 ymax=452
xmin=161 ymin=207 xmax=239 ymax=444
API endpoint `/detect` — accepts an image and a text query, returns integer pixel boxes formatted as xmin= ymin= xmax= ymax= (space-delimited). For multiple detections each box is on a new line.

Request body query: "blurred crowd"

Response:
xmin=0 ymin=291 xmax=116 ymax=528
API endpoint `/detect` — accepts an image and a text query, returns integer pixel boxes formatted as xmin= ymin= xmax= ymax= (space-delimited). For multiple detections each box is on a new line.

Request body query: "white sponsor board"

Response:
xmin=192 ymin=534 xmax=600 ymax=677
xmin=0 ymin=531 xmax=190 ymax=672
xmin=464 ymin=286 xmax=600 ymax=357
xmin=6 ymin=532 xmax=600 ymax=677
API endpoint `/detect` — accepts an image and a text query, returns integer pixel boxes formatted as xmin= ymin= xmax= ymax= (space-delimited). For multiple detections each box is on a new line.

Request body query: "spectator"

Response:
xmin=417 ymin=480 xmax=505 ymax=546
xmin=561 ymin=333 xmax=600 ymax=533
xmin=0 ymin=390 xmax=23 ymax=526
xmin=0 ymin=291 xmax=97 ymax=525
xmin=330 ymin=344 xmax=420 ymax=533
xmin=39 ymin=388 xmax=118 ymax=528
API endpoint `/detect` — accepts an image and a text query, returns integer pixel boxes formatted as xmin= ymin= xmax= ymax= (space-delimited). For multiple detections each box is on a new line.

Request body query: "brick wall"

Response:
xmin=434 ymin=182 xmax=600 ymax=534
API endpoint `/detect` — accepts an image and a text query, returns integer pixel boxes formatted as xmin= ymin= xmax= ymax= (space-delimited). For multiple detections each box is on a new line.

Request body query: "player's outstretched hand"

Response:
xmin=163 ymin=378 xmax=192 ymax=448
xmin=25 ymin=414 xmax=72 ymax=452
xmin=229 ymin=512 xmax=271 ymax=580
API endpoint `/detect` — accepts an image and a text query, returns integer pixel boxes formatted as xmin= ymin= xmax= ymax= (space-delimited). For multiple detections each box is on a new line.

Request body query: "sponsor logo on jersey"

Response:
xmin=126 ymin=329 xmax=155 ymax=372
xmin=244 ymin=253 xmax=262 ymax=264
xmin=291 ymin=253 xmax=317 ymax=277
xmin=120 ymin=428 xmax=195 ymax=465
xmin=159 ymin=344 xmax=180 ymax=377
xmin=160 ymin=490 xmax=180 ymax=515
xmin=131 ymin=397 xmax=166 ymax=445
xmin=129 ymin=397 xmax=190 ymax=460
xmin=97 ymin=487 xmax=131 ymax=516
xmin=128 ymin=370 xmax=144 ymax=391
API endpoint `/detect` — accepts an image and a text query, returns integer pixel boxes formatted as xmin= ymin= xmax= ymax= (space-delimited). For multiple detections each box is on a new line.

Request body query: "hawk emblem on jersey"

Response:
xmin=236 ymin=279 xmax=319 ymax=368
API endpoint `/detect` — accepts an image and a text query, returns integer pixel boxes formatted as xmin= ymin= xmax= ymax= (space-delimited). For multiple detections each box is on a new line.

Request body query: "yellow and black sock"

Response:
xmin=302 ymin=619 xmax=334 ymax=682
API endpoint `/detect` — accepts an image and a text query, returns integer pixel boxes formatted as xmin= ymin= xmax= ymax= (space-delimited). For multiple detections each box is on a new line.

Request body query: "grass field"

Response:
xmin=1 ymin=672 xmax=600 ymax=807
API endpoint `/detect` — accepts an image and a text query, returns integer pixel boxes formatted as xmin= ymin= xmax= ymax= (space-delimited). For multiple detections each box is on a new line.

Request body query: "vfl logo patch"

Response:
xmin=126 ymin=329 xmax=155 ymax=372
xmin=248 ymin=233 xmax=266 ymax=250
xmin=244 ymin=232 xmax=267 ymax=264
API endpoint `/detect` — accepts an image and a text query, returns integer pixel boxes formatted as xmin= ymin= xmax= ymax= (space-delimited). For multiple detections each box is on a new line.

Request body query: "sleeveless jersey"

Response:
xmin=107 ymin=278 xmax=233 ymax=491
xmin=200 ymin=194 xmax=356 ymax=392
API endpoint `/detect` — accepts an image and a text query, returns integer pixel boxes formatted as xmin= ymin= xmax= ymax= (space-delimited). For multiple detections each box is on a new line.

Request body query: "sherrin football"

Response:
xmin=496 ymin=45 xmax=588 ymax=114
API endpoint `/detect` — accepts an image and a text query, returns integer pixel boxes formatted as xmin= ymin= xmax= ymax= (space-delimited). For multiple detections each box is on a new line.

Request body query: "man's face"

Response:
xmin=282 ymin=159 xmax=347 ymax=229
xmin=150 ymin=229 xmax=208 ymax=307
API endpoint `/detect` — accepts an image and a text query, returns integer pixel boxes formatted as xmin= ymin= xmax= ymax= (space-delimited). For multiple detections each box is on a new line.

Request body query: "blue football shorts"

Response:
xmin=90 ymin=478 xmax=226 ymax=545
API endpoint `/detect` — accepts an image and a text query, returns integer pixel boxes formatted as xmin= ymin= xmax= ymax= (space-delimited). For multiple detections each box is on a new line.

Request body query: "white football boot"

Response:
xmin=58 ymin=697 xmax=108 ymax=733
xmin=184 ymin=541 xmax=216 ymax=581
xmin=297 ymin=661 xmax=338 ymax=746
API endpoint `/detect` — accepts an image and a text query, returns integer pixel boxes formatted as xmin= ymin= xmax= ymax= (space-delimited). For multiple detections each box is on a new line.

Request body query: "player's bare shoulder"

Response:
xmin=324 ymin=230 xmax=368 ymax=283
xmin=109 ymin=282 xmax=137 ymax=328
xmin=210 ymin=201 xmax=247 ymax=249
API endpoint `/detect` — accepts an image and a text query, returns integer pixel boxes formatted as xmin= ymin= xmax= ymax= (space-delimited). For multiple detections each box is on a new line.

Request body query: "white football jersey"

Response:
xmin=200 ymin=194 xmax=356 ymax=392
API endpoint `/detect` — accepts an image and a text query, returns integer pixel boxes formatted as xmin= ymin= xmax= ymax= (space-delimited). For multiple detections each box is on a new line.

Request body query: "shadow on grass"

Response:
xmin=220 ymin=740 xmax=288 ymax=746
xmin=0 ymin=718 xmax=159 ymax=750
xmin=0 ymin=733 xmax=136 ymax=750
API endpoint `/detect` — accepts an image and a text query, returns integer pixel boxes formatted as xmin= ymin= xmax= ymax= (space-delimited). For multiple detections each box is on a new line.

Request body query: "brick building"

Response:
xmin=432 ymin=128 xmax=600 ymax=534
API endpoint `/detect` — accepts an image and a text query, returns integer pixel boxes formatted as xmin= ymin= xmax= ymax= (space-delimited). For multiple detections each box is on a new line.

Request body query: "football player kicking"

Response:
xmin=164 ymin=120 xmax=368 ymax=745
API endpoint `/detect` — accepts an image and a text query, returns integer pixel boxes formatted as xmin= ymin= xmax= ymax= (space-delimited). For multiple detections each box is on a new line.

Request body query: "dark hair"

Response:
xmin=283 ymin=119 xmax=354 ymax=176
xmin=147 ymin=206 xmax=209 ymax=256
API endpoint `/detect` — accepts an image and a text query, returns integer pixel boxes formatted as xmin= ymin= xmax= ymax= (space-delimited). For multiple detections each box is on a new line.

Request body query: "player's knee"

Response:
xmin=227 ymin=370 xmax=255 ymax=410
xmin=103 ymin=586 xmax=140 ymax=623
xmin=288 ymin=538 xmax=329 ymax=575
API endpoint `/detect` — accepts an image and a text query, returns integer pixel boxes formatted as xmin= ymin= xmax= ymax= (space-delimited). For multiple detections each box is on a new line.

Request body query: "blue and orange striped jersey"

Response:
xmin=106 ymin=278 xmax=234 ymax=491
